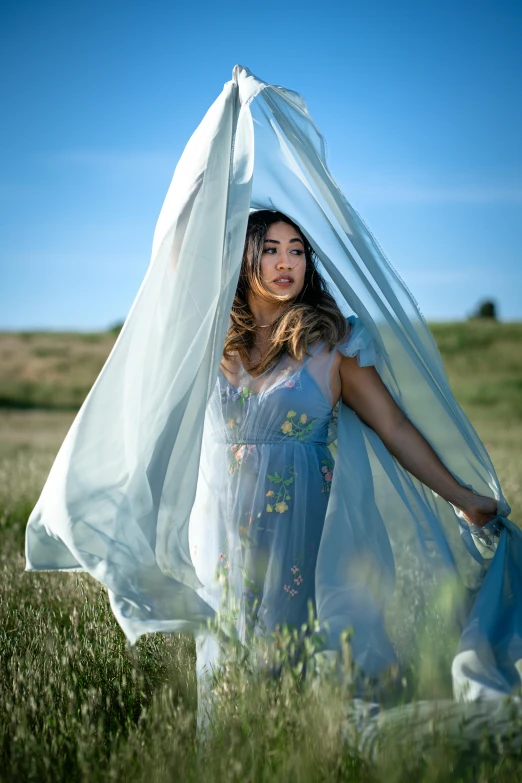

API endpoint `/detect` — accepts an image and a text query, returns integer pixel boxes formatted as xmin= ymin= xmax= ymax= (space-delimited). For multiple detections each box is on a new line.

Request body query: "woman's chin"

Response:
xmin=267 ymin=286 xmax=300 ymax=300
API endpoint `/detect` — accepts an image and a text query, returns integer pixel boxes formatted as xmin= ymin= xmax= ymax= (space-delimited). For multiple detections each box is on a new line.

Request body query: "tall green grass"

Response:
xmin=1 ymin=322 xmax=522 ymax=781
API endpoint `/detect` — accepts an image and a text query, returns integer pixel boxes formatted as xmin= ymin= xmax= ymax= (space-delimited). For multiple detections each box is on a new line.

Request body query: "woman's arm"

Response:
xmin=338 ymin=355 xmax=498 ymax=528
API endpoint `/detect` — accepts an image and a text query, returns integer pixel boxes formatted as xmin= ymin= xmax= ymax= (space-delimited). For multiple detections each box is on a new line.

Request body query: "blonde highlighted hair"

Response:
xmin=223 ymin=211 xmax=347 ymax=375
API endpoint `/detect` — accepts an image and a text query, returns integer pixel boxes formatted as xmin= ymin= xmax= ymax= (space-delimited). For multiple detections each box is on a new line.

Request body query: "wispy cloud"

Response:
xmin=402 ymin=268 xmax=520 ymax=284
xmin=348 ymin=181 xmax=522 ymax=206
xmin=403 ymin=269 xmax=476 ymax=283
xmin=49 ymin=152 xmax=522 ymax=206
xmin=50 ymin=149 xmax=179 ymax=178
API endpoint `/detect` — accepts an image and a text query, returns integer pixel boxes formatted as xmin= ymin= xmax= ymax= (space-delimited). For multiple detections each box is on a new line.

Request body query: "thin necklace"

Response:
xmin=256 ymin=315 xmax=281 ymax=328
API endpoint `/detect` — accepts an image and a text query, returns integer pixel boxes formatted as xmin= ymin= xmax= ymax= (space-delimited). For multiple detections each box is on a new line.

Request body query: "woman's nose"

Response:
xmin=276 ymin=252 xmax=293 ymax=269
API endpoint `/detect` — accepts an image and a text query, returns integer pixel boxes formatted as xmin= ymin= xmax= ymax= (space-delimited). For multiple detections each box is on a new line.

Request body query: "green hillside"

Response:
xmin=1 ymin=321 xmax=521 ymax=425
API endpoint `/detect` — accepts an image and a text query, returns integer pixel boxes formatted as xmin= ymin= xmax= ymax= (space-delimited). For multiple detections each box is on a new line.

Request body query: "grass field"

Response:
xmin=1 ymin=320 xmax=522 ymax=781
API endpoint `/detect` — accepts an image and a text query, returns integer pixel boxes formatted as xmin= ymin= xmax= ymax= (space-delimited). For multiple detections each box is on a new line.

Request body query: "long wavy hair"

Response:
xmin=223 ymin=211 xmax=347 ymax=375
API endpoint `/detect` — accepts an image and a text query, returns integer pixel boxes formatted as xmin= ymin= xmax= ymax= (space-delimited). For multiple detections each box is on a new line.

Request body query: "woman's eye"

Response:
xmin=291 ymin=249 xmax=304 ymax=255
xmin=263 ymin=247 xmax=276 ymax=254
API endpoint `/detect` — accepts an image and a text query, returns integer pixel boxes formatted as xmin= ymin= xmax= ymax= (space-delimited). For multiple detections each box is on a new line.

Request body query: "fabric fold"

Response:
xmin=337 ymin=315 xmax=382 ymax=369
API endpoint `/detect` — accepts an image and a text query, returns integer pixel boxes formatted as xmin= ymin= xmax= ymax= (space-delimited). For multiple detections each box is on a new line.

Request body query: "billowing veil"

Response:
xmin=26 ymin=66 xmax=522 ymax=703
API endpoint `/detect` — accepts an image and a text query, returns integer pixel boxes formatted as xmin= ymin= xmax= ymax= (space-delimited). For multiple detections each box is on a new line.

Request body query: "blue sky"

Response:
xmin=1 ymin=0 xmax=521 ymax=329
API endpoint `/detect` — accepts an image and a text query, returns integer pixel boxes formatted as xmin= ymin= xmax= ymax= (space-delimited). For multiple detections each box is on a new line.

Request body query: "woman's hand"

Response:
xmin=459 ymin=493 xmax=498 ymax=528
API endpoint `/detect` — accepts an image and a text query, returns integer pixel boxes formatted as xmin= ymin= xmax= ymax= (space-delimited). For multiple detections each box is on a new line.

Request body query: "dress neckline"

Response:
xmin=219 ymin=340 xmax=336 ymax=405
xmin=219 ymin=360 xmax=283 ymax=397
xmin=220 ymin=351 xmax=286 ymax=392
xmin=219 ymin=360 xmax=335 ymax=410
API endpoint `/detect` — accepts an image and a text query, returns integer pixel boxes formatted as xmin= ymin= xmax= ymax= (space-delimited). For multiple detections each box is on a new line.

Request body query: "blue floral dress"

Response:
xmin=190 ymin=334 xmax=353 ymax=644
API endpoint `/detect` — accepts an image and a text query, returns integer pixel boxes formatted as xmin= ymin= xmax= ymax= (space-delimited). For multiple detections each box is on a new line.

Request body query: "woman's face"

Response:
xmin=259 ymin=221 xmax=307 ymax=299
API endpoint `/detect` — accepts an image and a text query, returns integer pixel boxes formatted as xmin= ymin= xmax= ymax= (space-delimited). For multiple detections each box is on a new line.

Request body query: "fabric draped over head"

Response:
xmin=26 ymin=65 xmax=522 ymax=701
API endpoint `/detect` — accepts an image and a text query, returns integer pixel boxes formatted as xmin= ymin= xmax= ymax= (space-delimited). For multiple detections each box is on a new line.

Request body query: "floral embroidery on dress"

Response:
xmin=283 ymin=552 xmax=305 ymax=598
xmin=279 ymin=368 xmax=302 ymax=392
xmin=238 ymin=512 xmax=259 ymax=550
xmin=220 ymin=384 xmax=252 ymax=406
xmin=214 ymin=351 xmax=335 ymax=634
xmin=236 ymin=386 xmax=252 ymax=406
xmin=265 ymin=465 xmax=296 ymax=513
xmin=229 ymin=443 xmax=255 ymax=474
xmin=327 ymin=402 xmax=339 ymax=442
xmin=320 ymin=457 xmax=334 ymax=493
xmin=216 ymin=541 xmax=231 ymax=583
xmin=280 ymin=410 xmax=317 ymax=442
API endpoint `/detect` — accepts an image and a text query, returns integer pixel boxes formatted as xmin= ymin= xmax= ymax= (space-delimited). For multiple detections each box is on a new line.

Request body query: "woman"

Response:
xmin=191 ymin=209 xmax=497 ymax=655
xmin=26 ymin=66 xmax=521 ymax=705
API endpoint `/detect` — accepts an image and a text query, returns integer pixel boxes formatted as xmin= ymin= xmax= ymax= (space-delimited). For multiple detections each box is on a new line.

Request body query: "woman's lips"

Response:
xmin=272 ymin=276 xmax=294 ymax=288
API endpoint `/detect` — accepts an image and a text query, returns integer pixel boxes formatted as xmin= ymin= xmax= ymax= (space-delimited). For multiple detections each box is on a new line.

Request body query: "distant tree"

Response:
xmin=107 ymin=320 xmax=124 ymax=334
xmin=470 ymin=300 xmax=497 ymax=320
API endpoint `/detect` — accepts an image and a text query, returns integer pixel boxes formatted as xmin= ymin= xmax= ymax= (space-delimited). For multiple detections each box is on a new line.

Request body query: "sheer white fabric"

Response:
xmin=26 ymin=66 xmax=521 ymax=703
